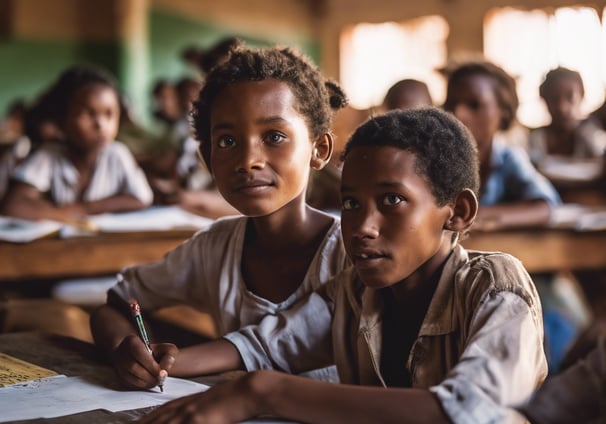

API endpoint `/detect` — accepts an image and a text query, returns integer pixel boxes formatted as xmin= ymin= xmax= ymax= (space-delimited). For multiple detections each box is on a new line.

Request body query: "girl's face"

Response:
xmin=209 ymin=79 xmax=315 ymax=217
xmin=340 ymin=145 xmax=453 ymax=290
xmin=543 ymin=78 xmax=583 ymax=131
xmin=447 ymin=74 xmax=501 ymax=159
xmin=62 ymin=83 xmax=120 ymax=153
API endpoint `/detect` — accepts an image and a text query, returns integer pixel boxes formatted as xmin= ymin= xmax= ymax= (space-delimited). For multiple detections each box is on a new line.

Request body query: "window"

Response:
xmin=484 ymin=6 xmax=606 ymax=128
xmin=339 ymin=16 xmax=449 ymax=110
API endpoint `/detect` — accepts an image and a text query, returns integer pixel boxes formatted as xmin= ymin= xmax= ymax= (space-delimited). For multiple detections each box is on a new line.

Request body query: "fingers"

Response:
xmin=113 ymin=335 xmax=164 ymax=389
xmin=154 ymin=343 xmax=178 ymax=373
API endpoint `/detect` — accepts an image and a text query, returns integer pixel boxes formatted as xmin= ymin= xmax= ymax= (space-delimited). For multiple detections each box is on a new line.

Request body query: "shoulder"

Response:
xmin=455 ymin=249 xmax=538 ymax=309
xmin=104 ymin=141 xmax=137 ymax=161
xmin=190 ymin=215 xmax=246 ymax=244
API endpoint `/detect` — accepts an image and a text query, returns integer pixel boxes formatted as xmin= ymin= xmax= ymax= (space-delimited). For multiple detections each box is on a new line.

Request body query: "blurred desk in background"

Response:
xmin=0 ymin=230 xmax=195 ymax=282
xmin=462 ymin=227 xmax=606 ymax=273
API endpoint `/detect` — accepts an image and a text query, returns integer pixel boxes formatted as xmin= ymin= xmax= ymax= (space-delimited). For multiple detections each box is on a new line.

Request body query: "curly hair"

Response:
xmin=191 ymin=42 xmax=348 ymax=168
xmin=341 ymin=107 xmax=479 ymax=206
xmin=443 ymin=61 xmax=518 ymax=131
xmin=539 ymin=66 xmax=584 ymax=100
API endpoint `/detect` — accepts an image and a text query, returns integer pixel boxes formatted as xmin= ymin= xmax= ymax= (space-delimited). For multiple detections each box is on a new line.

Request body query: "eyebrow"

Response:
xmin=340 ymin=181 xmax=407 ymax=194
xmin=211 ymin=116 xmax=290 ymax=133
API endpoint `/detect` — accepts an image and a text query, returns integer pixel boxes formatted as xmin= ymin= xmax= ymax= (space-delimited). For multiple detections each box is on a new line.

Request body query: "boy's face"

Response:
xmin=62 ymin=84 xmax=120 ymax=153
xmin=340 ymin=145 xmax=454 ymax=289
xmin=209 ymin=79 xmax=314 ymax=217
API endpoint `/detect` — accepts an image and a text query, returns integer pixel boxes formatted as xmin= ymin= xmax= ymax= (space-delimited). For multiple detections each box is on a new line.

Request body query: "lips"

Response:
xmin=351 ymin=248 xmax=389 ymax=264
xmin=233 ymin=178 xmax=274 ymax=193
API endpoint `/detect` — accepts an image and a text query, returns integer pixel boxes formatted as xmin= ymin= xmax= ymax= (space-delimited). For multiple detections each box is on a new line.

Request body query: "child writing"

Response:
xmin=138 ymin=108 xmax=547 ymax=424
xmin=442 ymin=61 xmax=561 ymax=231
xmin=1 ymin=65 xmax=153 ymax=222
xmin=90 ymin=43 xmax=350 ymax=387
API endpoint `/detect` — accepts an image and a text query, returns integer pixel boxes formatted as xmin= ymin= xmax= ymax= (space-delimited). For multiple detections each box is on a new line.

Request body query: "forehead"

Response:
xmin=213 ymin=79 xmax=297 ymax=113
xmin=70 ymin=83 xmax=118 ymax=107
xmin=342 ymin=145 xmax=427 ymax=188
xmin=452 ymin=74 xmax=496 ymax=97
xmin=545 ymin=77 xmax=583 ymax=97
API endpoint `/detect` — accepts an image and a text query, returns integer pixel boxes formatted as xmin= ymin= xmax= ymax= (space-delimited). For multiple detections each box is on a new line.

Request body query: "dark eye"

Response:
xmin=342 ymin=198 xmax=358 ymax=211
xmin=264 ymin=132 xmax=286 ymax=145
xmin=382 ymin=194 xmax=404 ymax=206
xmin=217 ymin=136 xmax=236 ymax=148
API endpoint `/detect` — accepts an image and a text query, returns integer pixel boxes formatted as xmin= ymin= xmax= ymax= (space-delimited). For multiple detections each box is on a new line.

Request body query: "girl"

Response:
xmin=2 ymin=65 xmax=153 ymax=222
xmin=90 ymin=43 xmax=350 ymax=386
xmin=442 ymin=61 xmax=561 ymax=231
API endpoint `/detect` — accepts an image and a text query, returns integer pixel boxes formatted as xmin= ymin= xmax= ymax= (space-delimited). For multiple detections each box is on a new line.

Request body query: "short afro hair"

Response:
xmin=342 ymin=107 xmax=479 ymax=206
xmin=539 ymin=66 xmax=584 ymax=100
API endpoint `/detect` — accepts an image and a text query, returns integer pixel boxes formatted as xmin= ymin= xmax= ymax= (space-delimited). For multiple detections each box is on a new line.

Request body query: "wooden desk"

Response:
xmin=0 ymin=231 xmax=194 ymax=282
xmin=462 ymin=227 xmax=606 ymax=273
xmin=1 ymin=225 xmax=605 ymax=282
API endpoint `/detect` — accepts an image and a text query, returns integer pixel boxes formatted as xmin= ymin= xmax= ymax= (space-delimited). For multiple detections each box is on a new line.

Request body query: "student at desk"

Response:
xmin=442 ymin=61 xmax=588 ymax=374
xmin=139 ymin=108 xmax=546 ymax=424
xmin=90 ymin=43 xmax=350 ymax=385
xmin=1 ymin=65 xmax=153 ymax=223
xmin=528 ymin=67 xmax=606 ymax=205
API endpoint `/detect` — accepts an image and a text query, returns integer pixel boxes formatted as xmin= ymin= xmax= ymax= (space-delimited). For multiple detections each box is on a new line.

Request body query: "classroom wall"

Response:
xmin=1 ymin=0 xmax=604 ymax=117
xmin=0 ymin=0 xmax=320 ymax=122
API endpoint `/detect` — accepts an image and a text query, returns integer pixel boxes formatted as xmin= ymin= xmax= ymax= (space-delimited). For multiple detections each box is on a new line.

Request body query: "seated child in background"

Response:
xmin=442 ymin=61 xmax=585 ymax=374
xmin=90 ymin=43 xmax=350 ymax=386
xmin=529 ymin=67 xmax=605 ymax=163
xmin=442 ymin=61 xmax=561 ymax=230
xmin=1 ymin=65 xmax=153 ymax=223
xmin=528 ymin=67 xmax=606 ymax=204
xmin=139 ymin=108 xmax=547 ymax=424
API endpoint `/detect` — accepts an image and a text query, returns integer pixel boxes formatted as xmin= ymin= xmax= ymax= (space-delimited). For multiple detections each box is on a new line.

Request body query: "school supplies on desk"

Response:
xmin=0 ymin=352 xmax=58 ymax=387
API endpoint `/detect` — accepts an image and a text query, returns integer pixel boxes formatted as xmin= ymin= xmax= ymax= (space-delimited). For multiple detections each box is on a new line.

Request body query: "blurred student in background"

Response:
xmin=1 ymin=65 xmax=153 ymax=223
xmin=442 ymin=61 xmax=587 ymax=374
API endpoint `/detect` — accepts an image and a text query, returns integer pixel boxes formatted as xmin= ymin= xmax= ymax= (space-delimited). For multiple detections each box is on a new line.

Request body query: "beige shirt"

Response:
xmin=226 ymin=245 xmax=547 ymax=423
xmin=11 ymin=141 xmax=153 ymax=206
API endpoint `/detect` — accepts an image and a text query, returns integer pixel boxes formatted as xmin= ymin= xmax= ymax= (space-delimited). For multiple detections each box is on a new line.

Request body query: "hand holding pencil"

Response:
xmin=119 ymin=300 xmax=176 ymax=392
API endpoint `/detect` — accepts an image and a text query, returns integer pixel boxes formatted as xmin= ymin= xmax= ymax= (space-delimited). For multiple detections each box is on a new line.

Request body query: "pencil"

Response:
xmin=130 ymin=299 xmax=165 ymax=392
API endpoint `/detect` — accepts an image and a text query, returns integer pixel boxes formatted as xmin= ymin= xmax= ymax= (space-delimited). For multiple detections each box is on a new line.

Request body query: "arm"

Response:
xmin=138 ymin=370 xmax=451 ymax=424
xmin=474 ymin=198 xmax=552 ymax=230
xmin=80 ymin=194 xmax=147 ymax=215
xmin=1 ymin=181 xmax=86 ymax=222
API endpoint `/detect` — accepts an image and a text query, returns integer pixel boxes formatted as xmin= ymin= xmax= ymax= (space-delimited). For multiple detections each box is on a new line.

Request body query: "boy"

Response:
xmin=140 ymin=108 xmax=547 ymax=424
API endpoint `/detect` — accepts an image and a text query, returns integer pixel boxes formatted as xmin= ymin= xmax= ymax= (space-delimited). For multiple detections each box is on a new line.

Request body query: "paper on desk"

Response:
xmin=60 ymin=206 xmax=214 ymax=237
xmin=0 ymin=374 xmax=209 ymax=422
xmin=0 ymin=352 xmax=58 ymax=387
xmin=0 ymin=216 xmax=62 ymax=243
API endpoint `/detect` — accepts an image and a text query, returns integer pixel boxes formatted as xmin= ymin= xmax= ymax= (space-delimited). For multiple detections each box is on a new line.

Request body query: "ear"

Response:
xmin=310 ymin=133 xmax=334 ymax=171
xmin=444 ymin=188 xmax=478 ymax=232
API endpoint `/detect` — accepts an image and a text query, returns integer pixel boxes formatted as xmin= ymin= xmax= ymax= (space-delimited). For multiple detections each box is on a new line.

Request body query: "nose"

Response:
xmin=235 ymin=139 xmax=265 ymax=173
xmin=452 ymin=104 xmax=470 ymax=124
xmin=351 ymin=204 xmax=380 ymax=239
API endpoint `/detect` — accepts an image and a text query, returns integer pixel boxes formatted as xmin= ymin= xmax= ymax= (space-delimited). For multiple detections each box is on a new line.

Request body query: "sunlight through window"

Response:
xmin=339 ymin=16 xmax=448 ymax=110
xmin=485 ymin=6 xmax=606 ymax=128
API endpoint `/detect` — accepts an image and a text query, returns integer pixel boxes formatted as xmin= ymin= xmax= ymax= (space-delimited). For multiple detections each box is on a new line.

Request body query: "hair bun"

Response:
xmin=325 ymin=81 xmax=348 ymax=110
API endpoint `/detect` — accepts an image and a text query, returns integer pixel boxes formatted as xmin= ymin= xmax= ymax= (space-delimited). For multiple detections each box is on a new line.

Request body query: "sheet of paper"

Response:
xmin=0 ymin=375 xmax=209 ymax=422
xmin=0 ymin=216 xmax=62 ymax=243
xmin=0 ymin=352 xmax=58 ymax=387
xmin=60 ymin=206 xmax=214 ymax=237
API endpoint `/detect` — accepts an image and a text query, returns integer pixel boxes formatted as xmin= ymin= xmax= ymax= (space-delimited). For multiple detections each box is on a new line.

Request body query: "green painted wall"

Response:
xmin=0 ymin=39 xmax=120 ymax=114
xmin=0 ymin=7 xmax=320 ymax=122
